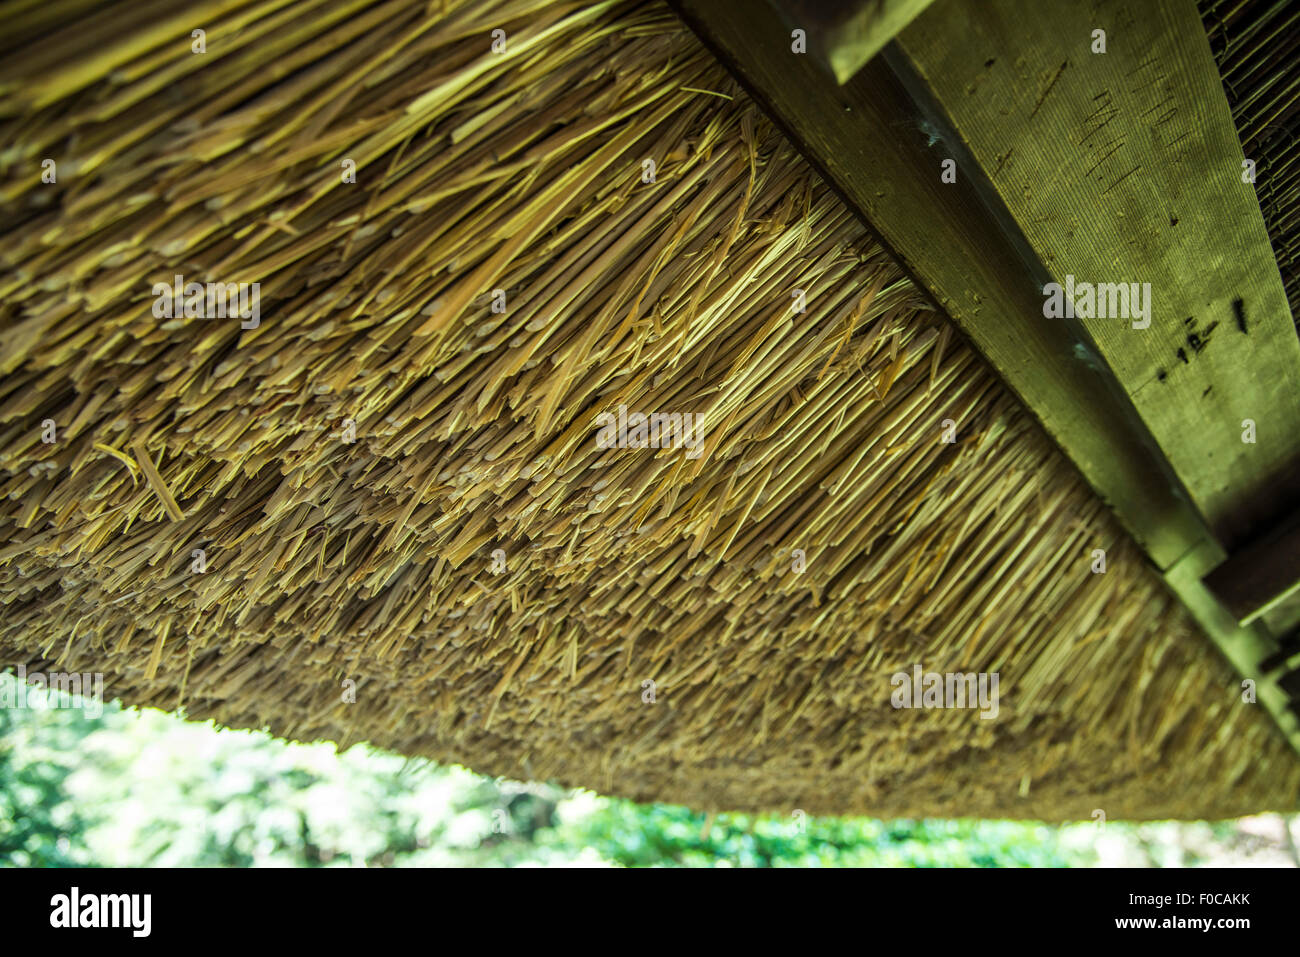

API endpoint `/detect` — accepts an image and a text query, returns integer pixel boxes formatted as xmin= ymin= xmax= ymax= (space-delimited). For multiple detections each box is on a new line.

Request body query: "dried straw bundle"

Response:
xmin=0 ymin=0 xmax=1295 ymax=820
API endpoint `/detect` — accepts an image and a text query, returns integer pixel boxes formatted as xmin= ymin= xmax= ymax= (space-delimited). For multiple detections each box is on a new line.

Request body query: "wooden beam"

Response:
xmin=1165 ymin=539 xmax=1299 ymax=744
xmin=1204 ymin=510 xmax=1300 ymax=626
xmin=773 ymin=0 xmax=939 ymax=83
xmin=670 ymin=0 xmax=1205 ymax=571
xmin=670 ymin=0 xmax=1300 ymax=755
xmin=892 ymin=0 xmax=1300 ymax=553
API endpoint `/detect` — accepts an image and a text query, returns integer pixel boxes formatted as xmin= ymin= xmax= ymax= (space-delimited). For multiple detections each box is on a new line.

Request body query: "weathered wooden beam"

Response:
xmin=773 ymin=0 xmax=939 ymax=83
xmin=669 ymin=0 xmax=1300 ymax=756
xmin=1204 ymin=510 xmax=1300 ymax=626
xmin=892 ymin=0 xmax=1300 ymax=554
xmin=1165 ymin=539 xmax=1299 ymax=745
xmin=1262 ymin=591 xmax=1300 ymax=639
xmin=670 ymin=0 xmax=1205 ymax=571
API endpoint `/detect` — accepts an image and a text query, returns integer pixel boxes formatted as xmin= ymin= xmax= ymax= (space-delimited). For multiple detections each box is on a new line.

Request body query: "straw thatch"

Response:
xmin=1200 ymin=0 xmax=1300 ymax=329
xmin=1 ymin=0 xmax=1297 ymax=820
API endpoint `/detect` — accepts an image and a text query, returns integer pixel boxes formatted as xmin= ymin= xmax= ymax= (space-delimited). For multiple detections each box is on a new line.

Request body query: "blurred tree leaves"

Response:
xmin=2 ymin=673 xmax=1295 ymax=868
xmin=0 ymin=693 xmax=97 ymax=866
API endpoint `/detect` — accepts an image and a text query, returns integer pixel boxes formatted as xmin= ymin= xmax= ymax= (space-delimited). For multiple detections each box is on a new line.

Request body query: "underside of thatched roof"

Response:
xmin=1 ymin=0 xmax=1297 ymax=820
xmin=1199 ymin=0 xmax=1300 ymax=330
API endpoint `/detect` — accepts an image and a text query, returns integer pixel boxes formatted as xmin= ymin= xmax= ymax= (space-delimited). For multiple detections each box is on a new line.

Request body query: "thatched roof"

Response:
xmin=1 ymin=0 xmax=1296 ymax=820
xmin=1200 ymin=0 xmax=1300 ymax=329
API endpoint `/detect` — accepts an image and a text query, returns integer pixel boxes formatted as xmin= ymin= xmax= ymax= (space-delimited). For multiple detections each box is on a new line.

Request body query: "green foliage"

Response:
xmin=1 ymin=675 xmax=1294 ymax=867
xmin=559 ymin=801 xmax=1081 ymax=867
xmin=0 ymin=682 xmax=98 ymax=867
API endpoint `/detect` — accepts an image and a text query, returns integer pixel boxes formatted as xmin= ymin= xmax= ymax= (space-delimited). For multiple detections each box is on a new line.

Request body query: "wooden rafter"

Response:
xmin=778 ymin=0 xmax=939 ymax=83
xmin=671 ymin=0 xmax=1300 ymax=754
xmin=893 ymin=0 xmax=1300 ymax=551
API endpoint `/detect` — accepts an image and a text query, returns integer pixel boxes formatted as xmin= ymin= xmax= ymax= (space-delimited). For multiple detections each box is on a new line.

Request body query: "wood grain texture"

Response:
xmin=894 ymin=0 xmax=1300 ymax=551
xmin=671 ymin=0 xmax=1208 ymax=570
xmin=774 ymin=0 xmax=939 ymax=82
xmin=671 ymin=0 xmax=1300 ymax=756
